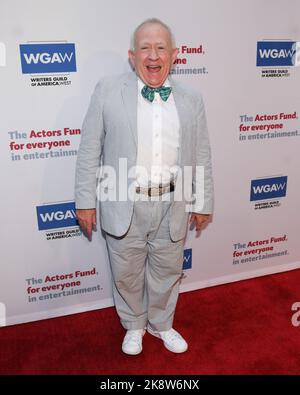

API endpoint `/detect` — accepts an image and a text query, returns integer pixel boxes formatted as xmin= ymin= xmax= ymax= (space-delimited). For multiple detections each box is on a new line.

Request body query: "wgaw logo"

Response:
xmin=20 ymin=43 xmax=77 ymax=74
xmin=36 ymin=202 xmax=78 ymax=230
xmin=250 ymin=176 xmax=288 ymax=201
xmin=256 ymin=41 xmax=300 ymax=67
xmin=183 ymin=248 xmax=192 ymax=270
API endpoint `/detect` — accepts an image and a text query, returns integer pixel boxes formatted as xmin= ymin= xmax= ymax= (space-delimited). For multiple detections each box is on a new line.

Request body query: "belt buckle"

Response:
xmin=136 ymin=182 xmax=174 ymax=197
xmin=148 ymin=186 xmax=161 ymax=197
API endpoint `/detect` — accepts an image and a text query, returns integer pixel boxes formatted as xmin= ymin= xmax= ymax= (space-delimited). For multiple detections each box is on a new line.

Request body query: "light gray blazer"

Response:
xmin=75 ymin=72 xmax=213 ymax=241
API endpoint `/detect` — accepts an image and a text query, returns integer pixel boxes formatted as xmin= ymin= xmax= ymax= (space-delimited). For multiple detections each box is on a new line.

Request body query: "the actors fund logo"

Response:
xmin=19 ymin=43 xmax=77 ymax=74
xmin=0 ymin=42 xmax=6 ymax=66
xmin=0 ymin=302 xmax=6 ymax=326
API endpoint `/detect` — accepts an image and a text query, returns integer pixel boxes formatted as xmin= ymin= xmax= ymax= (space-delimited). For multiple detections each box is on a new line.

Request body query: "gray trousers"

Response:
xmin=105 ymin=196 xmax=185 ymax=332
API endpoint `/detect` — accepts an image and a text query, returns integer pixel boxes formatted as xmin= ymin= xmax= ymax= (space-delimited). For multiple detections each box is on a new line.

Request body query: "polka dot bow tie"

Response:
xmin=141 ymin=85 xmax=172 ymax=102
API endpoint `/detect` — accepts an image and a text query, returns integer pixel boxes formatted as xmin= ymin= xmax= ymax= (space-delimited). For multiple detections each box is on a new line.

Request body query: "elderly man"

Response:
xmin=75 ymin=18 xmax=213 ymax=355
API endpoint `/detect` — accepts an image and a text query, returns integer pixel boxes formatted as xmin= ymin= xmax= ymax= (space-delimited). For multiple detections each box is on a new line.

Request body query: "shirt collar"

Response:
xmin=137 ymin=77 xmax=171 ymax=90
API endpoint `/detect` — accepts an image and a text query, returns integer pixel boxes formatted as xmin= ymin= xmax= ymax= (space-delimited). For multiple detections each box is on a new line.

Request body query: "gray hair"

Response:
xmin=130 ymin=18 xmax=176 ymax=51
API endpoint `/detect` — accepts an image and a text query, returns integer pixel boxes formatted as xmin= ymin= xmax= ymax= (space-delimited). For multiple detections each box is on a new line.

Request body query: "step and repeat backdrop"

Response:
xmin=0 ymin=0 xmax=300 ymax=326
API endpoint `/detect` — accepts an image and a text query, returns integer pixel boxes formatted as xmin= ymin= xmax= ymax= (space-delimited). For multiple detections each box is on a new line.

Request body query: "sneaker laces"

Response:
xmin=124 ymin=330 xmax=143 ymax=345
xmin=162 ymin=329 xmax=182 ymax=343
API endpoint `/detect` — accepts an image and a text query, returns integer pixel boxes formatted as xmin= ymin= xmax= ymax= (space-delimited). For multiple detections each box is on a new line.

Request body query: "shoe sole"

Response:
xmin=147 ymin=327 xmax=188 ymax=353
xmin=122 ymin=347 xmax=143 ymax=356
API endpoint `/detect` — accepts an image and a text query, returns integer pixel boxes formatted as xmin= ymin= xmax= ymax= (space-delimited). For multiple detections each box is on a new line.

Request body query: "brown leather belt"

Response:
xmin=136 ymin=182 xmax=175 ymax=197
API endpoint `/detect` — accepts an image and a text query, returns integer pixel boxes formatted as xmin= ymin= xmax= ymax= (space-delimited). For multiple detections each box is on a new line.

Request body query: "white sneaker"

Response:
xmin=147 ymin=326 xmax=188 ymax=353
xmin=122 ymin=329 xmax=145 ymax=355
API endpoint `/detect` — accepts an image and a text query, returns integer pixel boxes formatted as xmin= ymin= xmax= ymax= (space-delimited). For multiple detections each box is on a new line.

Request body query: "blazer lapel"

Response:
xmin=121 ymin=73 xmax=138 ymax=147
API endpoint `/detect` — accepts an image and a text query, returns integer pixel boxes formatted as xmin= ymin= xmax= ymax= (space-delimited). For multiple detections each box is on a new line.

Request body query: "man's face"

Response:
xmin=128 ymin=23 xmax=178 ymax=88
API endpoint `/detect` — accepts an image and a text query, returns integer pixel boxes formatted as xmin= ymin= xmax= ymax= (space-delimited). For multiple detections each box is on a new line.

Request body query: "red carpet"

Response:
xmin=1 ymin=269 xmax=300 ymax=375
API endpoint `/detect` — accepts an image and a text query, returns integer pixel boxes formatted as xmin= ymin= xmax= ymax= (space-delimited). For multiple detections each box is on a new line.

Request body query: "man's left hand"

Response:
xmin=190 ymin=213 xmax=211 ymax=234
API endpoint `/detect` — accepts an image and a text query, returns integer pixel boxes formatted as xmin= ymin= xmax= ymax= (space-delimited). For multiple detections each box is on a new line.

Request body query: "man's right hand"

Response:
xmin=76 ymin=209 xmax=97 ymax=241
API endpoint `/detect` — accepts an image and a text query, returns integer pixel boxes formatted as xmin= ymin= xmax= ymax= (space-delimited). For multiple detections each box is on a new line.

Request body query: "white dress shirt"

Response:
xmin=136 ymin=78 xmax=180 ymax=188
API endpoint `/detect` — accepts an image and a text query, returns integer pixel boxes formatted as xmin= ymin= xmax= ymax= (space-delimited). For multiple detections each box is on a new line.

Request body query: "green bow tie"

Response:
xmin=141 ymin=85 xmax=172 ymax=102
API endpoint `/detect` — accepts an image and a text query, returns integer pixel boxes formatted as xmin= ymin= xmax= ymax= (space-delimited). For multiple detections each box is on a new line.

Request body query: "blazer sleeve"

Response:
xmin=75 ymin=80 xmax=105 ymax=209
xmin=192 ymin=94 xmax=214 ymax=214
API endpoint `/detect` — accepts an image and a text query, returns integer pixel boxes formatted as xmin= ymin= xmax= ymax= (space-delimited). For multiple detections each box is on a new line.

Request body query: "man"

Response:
xmin=75 ymin=18 xmax=213 ymax=355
